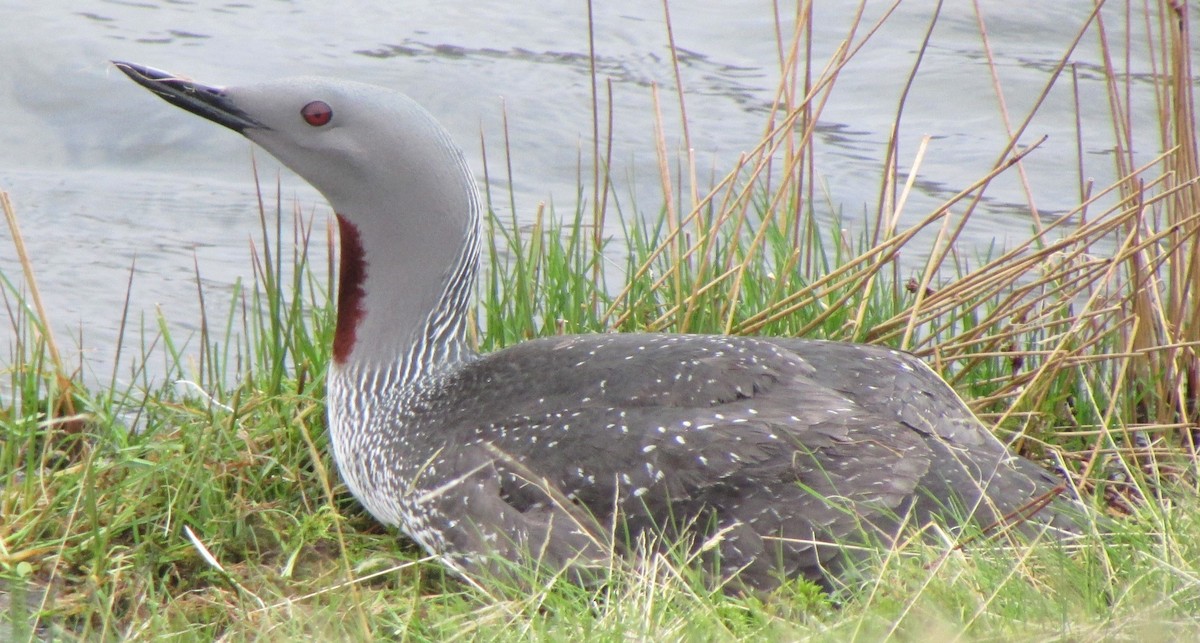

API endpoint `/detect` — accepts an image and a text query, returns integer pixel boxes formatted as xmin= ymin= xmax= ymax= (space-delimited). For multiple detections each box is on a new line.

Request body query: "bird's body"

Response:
xmin=331 ymin=331 xmax=1073 ymax=589
xmin=115 ymin=62 xmax=1080 ymax=591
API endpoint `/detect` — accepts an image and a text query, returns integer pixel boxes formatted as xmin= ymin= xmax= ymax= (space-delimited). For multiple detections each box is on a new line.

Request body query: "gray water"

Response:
xmin=0 ymin=1 xmax=1169 ymax=387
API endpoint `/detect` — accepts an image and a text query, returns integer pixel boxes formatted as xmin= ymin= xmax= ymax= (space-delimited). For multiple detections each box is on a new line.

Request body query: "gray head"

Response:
xmin=115 ymin=62 xmax=481 ymax=369
xmin=115 ymin=62 xmax=475 ymax=222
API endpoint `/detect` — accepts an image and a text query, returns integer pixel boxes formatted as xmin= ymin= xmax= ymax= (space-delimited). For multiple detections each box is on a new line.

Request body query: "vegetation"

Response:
xmin=3 ymin=2 xmax=1200 ymax=640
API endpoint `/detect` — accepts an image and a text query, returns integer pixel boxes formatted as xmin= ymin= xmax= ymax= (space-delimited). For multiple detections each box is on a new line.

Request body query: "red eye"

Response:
xmin=301 ymin=100 xmax=332 ymax=126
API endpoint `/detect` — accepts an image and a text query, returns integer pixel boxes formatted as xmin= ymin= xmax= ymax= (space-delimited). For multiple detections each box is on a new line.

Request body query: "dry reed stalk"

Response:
xmin=1162 ymin=2 xmax=1200 ymax=441
xmin=0 ymin=190 xmax=84 ymax=440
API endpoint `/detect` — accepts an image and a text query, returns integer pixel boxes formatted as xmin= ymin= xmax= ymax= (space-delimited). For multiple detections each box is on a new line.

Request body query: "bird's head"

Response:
xmin=113 ymin=61 xmax=477 ymax=233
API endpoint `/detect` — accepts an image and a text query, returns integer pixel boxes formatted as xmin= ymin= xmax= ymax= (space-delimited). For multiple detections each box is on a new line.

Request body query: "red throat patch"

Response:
xmin=333 ymin=214 xmax=368 ymax=364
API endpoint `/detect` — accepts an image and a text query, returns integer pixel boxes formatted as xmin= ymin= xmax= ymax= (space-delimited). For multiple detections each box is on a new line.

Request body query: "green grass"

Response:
xmin=5 ymin=1 xmax=1200 ymax=640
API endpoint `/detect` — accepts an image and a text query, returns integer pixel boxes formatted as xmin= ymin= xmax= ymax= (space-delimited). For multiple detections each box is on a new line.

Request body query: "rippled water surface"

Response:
xmin=0 ymin=1 xmax=1171 ymax=385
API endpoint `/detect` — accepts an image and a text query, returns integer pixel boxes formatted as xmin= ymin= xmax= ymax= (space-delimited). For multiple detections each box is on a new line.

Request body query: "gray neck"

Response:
xmin=328 ymin=166 xmax=481 ymax=387
xmin=323 ymin=185 xmax=480 ymax=520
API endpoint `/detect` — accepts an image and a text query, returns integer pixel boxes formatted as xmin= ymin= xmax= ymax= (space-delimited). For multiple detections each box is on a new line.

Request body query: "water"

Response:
xmin=0 ymin=0 xmax=1171 ymax=387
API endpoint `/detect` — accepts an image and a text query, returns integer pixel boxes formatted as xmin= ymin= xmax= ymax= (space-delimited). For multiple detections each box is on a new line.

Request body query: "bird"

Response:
xmin=113 ymin=61 xmax=1081 ymax=593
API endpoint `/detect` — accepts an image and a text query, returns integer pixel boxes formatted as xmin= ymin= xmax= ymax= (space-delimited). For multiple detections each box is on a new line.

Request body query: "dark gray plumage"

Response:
xmin=377 ymin=334 xmax=1077 ymax=590
xmin=114 ymin=61 xmax=1080 ymax=593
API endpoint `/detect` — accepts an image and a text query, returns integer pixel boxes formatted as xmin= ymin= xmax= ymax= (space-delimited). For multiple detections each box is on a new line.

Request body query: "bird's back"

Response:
xmin=381 ymin=333 xmax=1077 ymax=590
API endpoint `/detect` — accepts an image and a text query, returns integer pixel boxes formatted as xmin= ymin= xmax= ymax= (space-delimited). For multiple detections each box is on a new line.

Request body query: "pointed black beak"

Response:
xmin=112 ymin=61 xmax=264 ymax=133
